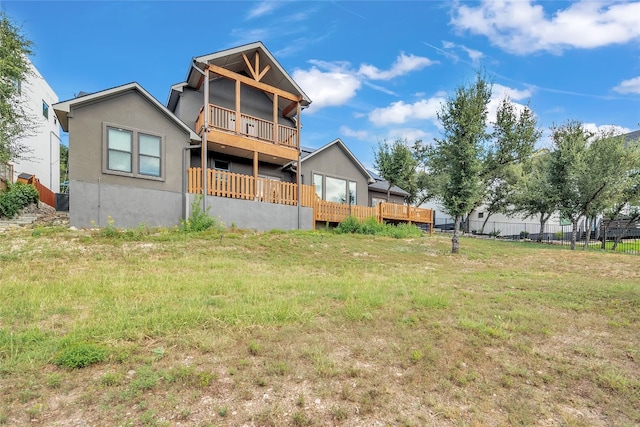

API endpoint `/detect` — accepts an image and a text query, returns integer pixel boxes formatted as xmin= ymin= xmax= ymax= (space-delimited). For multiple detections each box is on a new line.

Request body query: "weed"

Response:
xmin=248 ymin=340 xmax=262 ymax=356
xmin=218 ymin=406 xmax=228 ymax=417
xmin=47 ymin=372 xmax=62 ymax=388
xmin=180 ymin=195 xmax=223 ymax=233
xmin=329 ymin=405 xmax=349 ymax=421
xmin=100 ymin=372 xmax=123 ymax=387
xmin=53 ymin=342 xmax=107 ymax=369
xmin=292 ymin=410 xmax=312 ymax=426
xmin=409 ymin=350 xmax=423 ymax=363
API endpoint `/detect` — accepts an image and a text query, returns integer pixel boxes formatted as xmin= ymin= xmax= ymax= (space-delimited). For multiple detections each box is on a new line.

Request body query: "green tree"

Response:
xmin=60 ymin=143 xmax=69 ymax=192
xmin=478 ymin=98 xmax=540 ymax=233
xmin=373 ymin=138 xmax=418 ymax=203
xmin=509 ymin=150 xmax=557 ymax=242
xmin=0 ymin=11 xmax=35 ymax=164
xmin=549 ymin=122 xmax=638 ymax=250
xmin=429 ymin=73 xmax=491 ymax=253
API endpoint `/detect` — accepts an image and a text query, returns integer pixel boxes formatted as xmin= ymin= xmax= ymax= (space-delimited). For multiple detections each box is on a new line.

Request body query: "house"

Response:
xmin=2 ymin=59 xmax=60 ymax=193
xmin=54 ymin=42 xmax=433 ymax=231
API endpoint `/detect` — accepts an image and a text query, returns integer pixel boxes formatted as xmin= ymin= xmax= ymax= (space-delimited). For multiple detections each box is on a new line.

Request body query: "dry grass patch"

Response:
xmin=0 ymin=228 xmax=638 ymax=426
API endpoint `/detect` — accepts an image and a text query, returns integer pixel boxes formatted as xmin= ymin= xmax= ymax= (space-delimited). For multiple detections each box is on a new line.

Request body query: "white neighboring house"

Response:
xmin=422 ymin=199 xmax=565 ymax=238
xmin=7 ymin=59 xmax=60 ymax=192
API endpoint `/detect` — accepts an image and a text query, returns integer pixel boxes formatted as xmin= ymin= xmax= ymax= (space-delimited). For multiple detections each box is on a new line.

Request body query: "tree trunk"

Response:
xmin=452 ymin=215 xmax=461 ymax=254
xmin=583 ymin=217 xmax=591 ymax=250
xmin=537 ymin=213 xmax=548 ymax=243
xmin=480 ymin=213 xmax=492 ymax=235
xmin=570 ymin=219 xmax=577 ymax=250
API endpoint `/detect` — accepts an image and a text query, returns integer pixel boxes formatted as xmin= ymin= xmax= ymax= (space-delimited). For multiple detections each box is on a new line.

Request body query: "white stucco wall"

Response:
xmin=10 ymin=59 xmax=61 ymax=192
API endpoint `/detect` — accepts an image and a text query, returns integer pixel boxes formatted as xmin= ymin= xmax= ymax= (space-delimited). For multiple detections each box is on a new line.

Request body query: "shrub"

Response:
xmin=53 ymin=342 xmax=107 ymax=369
xmin=335 ymin=215 xmax=360 ymax=234
xmin=180 ymin=195 xmax=223 ymax=232
xmin=0 ymin=182 xmax=39 ymax=218
xmin=335 ymin=216 xmax=423 ymax=238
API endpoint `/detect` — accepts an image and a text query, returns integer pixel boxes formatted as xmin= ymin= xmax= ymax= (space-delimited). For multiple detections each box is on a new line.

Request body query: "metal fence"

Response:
xmin=435 ymin=218 xmax=639 ymax=255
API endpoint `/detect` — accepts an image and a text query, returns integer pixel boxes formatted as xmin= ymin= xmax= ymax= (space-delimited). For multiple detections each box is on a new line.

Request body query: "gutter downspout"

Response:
xmin=50 ymin=131 xmax=61 ymax=192
xmin=183 ymin=143 xmax=202 ymax=221
xmin=191 ymin=61 xmax=209 ymax=212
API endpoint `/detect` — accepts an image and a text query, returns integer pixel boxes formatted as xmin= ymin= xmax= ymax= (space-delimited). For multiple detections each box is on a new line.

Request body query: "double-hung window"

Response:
xmin=107 ymin=128 xmax=133 ymax=173
xmin=138 ymin=134 xmax=161 ymax=177
xmin=104 ymin=123 xmax=164 ymax=180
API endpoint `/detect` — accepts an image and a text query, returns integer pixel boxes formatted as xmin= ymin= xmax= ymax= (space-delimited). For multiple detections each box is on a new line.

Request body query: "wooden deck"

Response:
xmin=187 ymin=168 xmax=434 ymax=231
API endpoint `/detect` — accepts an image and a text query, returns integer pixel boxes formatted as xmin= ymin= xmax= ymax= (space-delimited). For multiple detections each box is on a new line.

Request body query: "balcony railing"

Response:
xmin=187 ymin=168 xmax=434 ymax=230
xmin=196 ymin=104 xmax=298 ymax=149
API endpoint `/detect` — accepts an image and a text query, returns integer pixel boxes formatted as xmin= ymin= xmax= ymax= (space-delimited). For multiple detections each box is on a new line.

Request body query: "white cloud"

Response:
xmin=368 ymin=97 xmax=445 ymax=126
xmin=292 ymin=66 xmax=361 ymax=112
xmin=340 ymin=125 xmax=371 ymax=140
xmin=247 ymin=1 xmax=283 ymax=19
xmin=440 ymin=41 xmax=484 ymax=65
xmin=451 ymin=0 xmax=640 ymax=54
xmin=358 ymin=53 xmax=436 ymax=80
xmin=292 ymin=53 xmax=433 ymax=111
xmin=487 ymin=83 xmax=534 ymax=124
xmin=613 ymin=76 xmax=640 ymax=94
xmin=582 ymin=123 xmax=633 ymax=136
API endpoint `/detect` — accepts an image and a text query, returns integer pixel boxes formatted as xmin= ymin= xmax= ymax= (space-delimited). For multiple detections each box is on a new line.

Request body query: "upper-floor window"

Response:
xmin=42 ymin=101 xmax=49 ymax=119
xmin=104 ymin=123 xmax=164 ymax=181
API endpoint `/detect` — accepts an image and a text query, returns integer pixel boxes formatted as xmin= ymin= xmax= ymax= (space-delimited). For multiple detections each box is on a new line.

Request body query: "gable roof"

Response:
xmin=54 ymin=82 xmax=201 ymax=142
xmin=298 ymin=138 xmax=374 ymax=183
xmin=167 ymin=41 xmax=312 ymax=114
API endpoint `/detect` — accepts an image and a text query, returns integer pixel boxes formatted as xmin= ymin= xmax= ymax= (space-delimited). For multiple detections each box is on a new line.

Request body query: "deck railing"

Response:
xmin=187 ymin=168 xmax=434 ymax=230
xmin=188 ymin=168 xmax=314 ymax=207
xmin=196 ymin=104 xmax=298 ymax=149
xmin=315 ymin=199 xmax=433 ymax=225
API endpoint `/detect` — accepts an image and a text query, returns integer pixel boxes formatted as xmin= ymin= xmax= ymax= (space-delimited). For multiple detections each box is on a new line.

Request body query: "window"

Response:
xmin=107 ymin=128 xmax=133 ymax=173
xmin=103 ymin=123 xmax=164 ymax=180
xmin=349 ymin=181 xmax=356 ymax=205
xmin=326 ymin=176 xmax=347 ymax=203
xmin=138 ymin=134 xmax=161 ymax=176
xmin=42 ymin=101 xmax=49 ymax=119
xmin=372 ymin=197 xmax=386 ymax=207
xmin=478 ymin=212 xmax=484 ymax=219
xmin=313 ymin=174 xmax=323 ymax=198
xmin=214 ymin=160 xmax=229 ymax=170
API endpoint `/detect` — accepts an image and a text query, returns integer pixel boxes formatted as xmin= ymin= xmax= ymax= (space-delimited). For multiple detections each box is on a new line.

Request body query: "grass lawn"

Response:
xmin=0 ymin=227 xmax=638 ymax=426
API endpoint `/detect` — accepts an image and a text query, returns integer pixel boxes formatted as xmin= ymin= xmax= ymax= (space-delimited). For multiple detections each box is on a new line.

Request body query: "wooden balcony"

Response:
xmin=196 ymin=104 xmax=299 ymax=163
xmin=188 ymin=168 xmax=434 ymax=232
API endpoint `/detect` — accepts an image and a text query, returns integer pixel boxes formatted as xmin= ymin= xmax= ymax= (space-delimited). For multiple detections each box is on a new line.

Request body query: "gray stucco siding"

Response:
xmin=196 ymin=194 xmax=313 ymax=231
xmin=70 ymin=181 xmax=183 ymax=228
xmin=68 ymin=90 xmax=192 ymax=193
xmin=300 ymin=144 xmax=370 ymax=206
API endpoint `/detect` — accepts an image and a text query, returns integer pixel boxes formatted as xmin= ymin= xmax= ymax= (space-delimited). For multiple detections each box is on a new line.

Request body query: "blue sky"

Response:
xmin=5 ymin=0 xmax=640 ymax=169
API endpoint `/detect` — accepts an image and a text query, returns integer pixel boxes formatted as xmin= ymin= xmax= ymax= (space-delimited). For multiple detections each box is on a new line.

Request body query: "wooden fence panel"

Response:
xmin=34 ymin=179 xmax=56 ymax=208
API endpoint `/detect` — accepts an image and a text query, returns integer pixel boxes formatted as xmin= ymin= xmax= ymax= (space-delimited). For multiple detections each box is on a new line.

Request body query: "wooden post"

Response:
xmin=253 ymin=151 xmax=258 ymax=199
xmin=202 ymin=66 xmax=209 ymax=207
xmin=235 ymin=79 xmax=241 ymax=135
xmin=273 ymin=93 xmax=278 ymax=144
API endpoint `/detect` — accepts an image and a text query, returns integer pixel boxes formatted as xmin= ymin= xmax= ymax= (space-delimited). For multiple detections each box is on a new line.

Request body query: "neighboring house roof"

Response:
xmin=623 ymin=129 xmax=640 ymax=143
xmin=368 ymin=179 xmax=411 ymax=197
xmin=366 ymin=169 xmax=411 ymax=197
xmin=53 ymin=82 xmax=201 ymax=142
xmin=167 ymin=41 xmax=312 ymax=115
xmin=295 ymin=138 xmax=374 ymax=183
